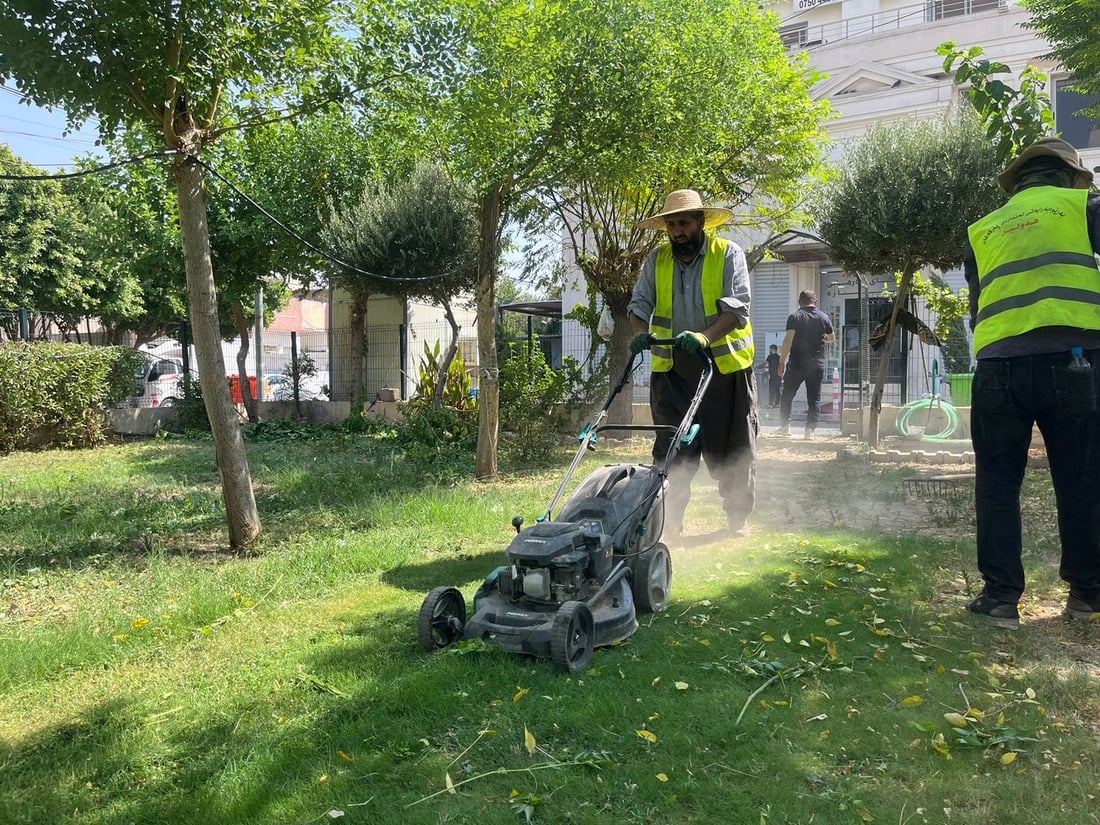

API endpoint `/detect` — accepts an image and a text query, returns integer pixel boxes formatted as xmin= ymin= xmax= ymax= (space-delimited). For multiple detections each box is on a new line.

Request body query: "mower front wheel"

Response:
xmin=632 ymin=542 xmax=672 ymax=613
xmin=418 ymin=587 xmax=467 ymax=651
xmin=550 ymin=601 xmax=594 ymax=673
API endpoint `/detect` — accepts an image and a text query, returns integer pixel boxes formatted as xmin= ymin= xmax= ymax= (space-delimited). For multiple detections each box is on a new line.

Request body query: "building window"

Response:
xmin=1054 ymin=78 xmax=1100 ymax=150
xmin=779 ymin=23 xmax=808 ymax=50
xmin=930 ymin=0 xmax=1002 ymax=20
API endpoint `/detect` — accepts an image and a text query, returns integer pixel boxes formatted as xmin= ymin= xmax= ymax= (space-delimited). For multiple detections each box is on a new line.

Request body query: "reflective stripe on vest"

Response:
xmin=650 ymin=234 xmax=755 ymax=374
xmin=968 ymin=186 xmax=1100 ymax=356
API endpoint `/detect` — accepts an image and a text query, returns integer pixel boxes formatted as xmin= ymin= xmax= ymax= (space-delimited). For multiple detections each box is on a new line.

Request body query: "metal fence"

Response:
xmin=0 ymin=311 xmax=596 ymax=407
xmin=2 ymin=309 xmax=899 ymax=413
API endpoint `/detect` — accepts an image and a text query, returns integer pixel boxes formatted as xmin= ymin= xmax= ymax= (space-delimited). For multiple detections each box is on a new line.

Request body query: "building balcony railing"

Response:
xmin=781 ymin=0 xmax=1011 ymax=51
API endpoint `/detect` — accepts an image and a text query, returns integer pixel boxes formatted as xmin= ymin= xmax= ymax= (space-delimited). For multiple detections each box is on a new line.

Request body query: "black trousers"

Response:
xmin=650 ymin=353 xmax=757 ymax=531
xmin=971 ymin=352 xmax=1100 ymax=603
xmin=779 ymin=360 xmax=825 ymax=430
xmin=768 ymin=375 xmax=781 ymax=407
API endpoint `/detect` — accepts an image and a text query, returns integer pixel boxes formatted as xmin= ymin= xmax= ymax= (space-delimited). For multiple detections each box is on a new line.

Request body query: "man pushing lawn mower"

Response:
xmin=628 ymin=189 xmax=758 ymax=540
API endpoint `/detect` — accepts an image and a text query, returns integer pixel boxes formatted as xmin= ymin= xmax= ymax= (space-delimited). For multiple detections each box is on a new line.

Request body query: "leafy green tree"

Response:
xmin=1023 ymin=0 xmax=1100 ymax=125
xmin=936 ymin=42 xmax=1056 ymax=163
xmin=381 ymin=0 xmax=830 ymax=478
xmin=0 ymin=145 xmax=110 ymax=337
xmin=813 ymin=114 xmax=1002 ymax=446
xmin=323 ymin=162 xmax=478 ymax=407
xmin=0 ymin=0 xmax=363 ymax=547
xmin=64 ymin=141 xmax=188 ymax=345
xmin=205 ymin=111 xmax=380 ymax=421
xmin=515 ymin=3 xmax=828 ymax=424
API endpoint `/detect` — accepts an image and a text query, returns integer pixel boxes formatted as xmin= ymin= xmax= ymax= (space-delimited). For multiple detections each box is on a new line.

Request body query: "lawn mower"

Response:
xmin=417 ymin=340 xmax=713 ymax=672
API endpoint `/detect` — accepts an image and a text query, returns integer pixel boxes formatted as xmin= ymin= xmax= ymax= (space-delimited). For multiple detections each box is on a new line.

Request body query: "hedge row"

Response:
xmin=0 ymin=343 xmax=145 ymax=453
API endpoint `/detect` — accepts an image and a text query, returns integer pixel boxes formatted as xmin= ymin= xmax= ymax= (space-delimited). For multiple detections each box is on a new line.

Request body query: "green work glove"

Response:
xmin=675 ymin=331 xmax=710 ymax=353
xmin=629 ymin=332 xmax=656 ymax=354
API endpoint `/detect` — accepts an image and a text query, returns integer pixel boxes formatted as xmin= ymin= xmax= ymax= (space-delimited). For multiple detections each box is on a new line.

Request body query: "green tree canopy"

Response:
xmin=815 ymin=115 xmax=1002 ymax=277
xmin=1024 ymin=0 xmax=1100 ymax=125
xmin=0 ymin=144 xmax=131 ymax=338
xmin=0 ymin=0 xmax=368 ymax=547
xmin=936 ymin=41 xmax=1055 ymax=164
xmin=374 ymin=0 xmax=831 ymax=476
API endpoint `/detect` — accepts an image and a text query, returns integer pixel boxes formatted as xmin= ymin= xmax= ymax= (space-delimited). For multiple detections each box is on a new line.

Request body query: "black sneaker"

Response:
xmin=1065 ymin=595 xmax=1100 ymax=621
xmin=966 ymin=593 xmax=1020 ymax=630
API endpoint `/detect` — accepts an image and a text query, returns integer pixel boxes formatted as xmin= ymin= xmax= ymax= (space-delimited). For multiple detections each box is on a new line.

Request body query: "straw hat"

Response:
xmin=998 ymin=137 xmax=1094 ymax=194
xmin=637 ymin=189 xmax=734 ymax=231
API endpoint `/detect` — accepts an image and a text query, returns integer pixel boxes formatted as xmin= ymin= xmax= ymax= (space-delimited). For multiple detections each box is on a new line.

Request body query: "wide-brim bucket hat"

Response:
xmin=637 ymin=189 xmax=734 ymax=230
xmin=998 ymin=137 xmax=1094 ymax=194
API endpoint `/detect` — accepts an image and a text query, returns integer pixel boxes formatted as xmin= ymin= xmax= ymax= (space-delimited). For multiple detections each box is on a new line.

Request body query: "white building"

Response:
xmin=562 ymin=0 xmax=1099 ymax=413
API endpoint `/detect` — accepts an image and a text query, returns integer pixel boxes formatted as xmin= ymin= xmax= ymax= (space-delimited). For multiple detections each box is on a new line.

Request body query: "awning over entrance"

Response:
xmin=498 ymin=300 xmax=563 ymax=318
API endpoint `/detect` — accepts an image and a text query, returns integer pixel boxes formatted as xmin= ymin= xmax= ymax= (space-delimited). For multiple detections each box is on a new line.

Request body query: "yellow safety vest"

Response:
xmin=650 ymin=234 xmax=755 ymax=374
xmin=968 ymin=186 xmax=1100 ymax=356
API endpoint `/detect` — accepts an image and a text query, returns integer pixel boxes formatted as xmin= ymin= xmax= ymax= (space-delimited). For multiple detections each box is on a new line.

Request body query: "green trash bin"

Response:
xmin=945 ymin=373 xmax=973 ymax=406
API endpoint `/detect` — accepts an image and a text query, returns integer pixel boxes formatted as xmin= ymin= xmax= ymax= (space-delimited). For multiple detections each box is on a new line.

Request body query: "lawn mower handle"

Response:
xmin=538 ymin=339 xmax=714 ymax=522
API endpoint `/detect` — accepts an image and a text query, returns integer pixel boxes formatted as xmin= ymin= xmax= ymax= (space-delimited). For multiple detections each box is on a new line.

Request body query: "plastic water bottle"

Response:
xmin=1070 ymin=346 xmax=1091 ymax=372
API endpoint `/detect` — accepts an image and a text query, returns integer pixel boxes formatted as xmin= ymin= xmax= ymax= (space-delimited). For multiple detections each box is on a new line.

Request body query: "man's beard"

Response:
xmin=670 ymin=232 xmax=704 ymax=257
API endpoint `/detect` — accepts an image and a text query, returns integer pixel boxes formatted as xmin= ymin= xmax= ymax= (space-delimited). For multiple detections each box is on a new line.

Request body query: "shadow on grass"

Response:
xmin=381 ymin=547 xmax=507 ymax=595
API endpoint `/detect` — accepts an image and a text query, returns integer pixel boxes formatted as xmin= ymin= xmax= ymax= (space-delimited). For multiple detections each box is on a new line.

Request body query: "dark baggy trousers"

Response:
xmin=971 ymin=352 xmax=1100 ymax=603
xmin=650 ymin=351 xmax=757 ymax=532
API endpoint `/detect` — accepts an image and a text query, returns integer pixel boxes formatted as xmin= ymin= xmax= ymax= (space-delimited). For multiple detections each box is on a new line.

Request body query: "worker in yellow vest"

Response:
xmin=628 ymin=189 xmax=757 ymax=540
xmin=964 ymin=137 xmax=1100 ymax=629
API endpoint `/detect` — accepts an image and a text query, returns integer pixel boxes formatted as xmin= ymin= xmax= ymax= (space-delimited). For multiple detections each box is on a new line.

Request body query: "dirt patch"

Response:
xmin=729 ymin=432 xmax=972 ymax=540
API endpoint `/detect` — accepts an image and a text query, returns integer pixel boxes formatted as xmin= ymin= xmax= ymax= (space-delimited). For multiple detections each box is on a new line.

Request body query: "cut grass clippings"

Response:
xmin=0 ymin=435 xmax=1098 ymax=824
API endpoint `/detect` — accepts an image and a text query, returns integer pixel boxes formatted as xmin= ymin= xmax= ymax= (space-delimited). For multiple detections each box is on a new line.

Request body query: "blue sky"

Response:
xmin=0 ymin=83 xmax=104 ymax=168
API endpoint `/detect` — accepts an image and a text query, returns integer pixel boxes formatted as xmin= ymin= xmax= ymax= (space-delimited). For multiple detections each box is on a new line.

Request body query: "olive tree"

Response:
xmin=814 ymin=113 xmax=1002 ymax=446
xmin=322 ymin=162 xmax=478 ymax=408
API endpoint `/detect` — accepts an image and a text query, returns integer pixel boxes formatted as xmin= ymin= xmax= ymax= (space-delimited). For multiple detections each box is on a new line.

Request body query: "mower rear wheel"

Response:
xmin=418 ymin=587 xmax=467 ymax=651
xmin=633 ymin=542 xmax=672 ymax=613
xmin=550 ymin=601 xmax=594 ymax=673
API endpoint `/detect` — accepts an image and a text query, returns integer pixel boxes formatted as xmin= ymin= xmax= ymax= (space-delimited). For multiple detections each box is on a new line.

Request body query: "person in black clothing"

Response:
xmin=773 ymin=290 xmax=834 ymax=439
xmin=760 ymin=344 xmax=781 ymax=408
xmin=963 ymin=137 xmax=1100 ymax=630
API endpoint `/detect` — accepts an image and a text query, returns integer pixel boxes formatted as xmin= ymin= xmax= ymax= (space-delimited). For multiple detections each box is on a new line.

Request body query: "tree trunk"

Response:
xmin=867 ymin=268 xmax=915 ymax=448
xmin=433 ymin=301 xmax=461 ymax=410
xmin=349 ymin=291 xmax=369 ymax=409
xmin=606 ymin=302 xmax=635 ymax=425
xmin=475 ymin=187 xmax=503 ymax=480
xmin=232 ymin=302 xmax=257 ymax=423
xmin=174 ymin=152 xmax=260 ymax=548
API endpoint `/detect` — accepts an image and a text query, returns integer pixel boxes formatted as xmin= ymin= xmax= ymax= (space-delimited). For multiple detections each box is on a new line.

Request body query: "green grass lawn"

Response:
xmin=1 ymin=434 xmax=1097 ymax=825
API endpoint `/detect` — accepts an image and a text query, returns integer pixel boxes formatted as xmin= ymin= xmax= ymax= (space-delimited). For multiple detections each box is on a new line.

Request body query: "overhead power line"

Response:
xmin=0 ymin=148 xmax=476 ymax=285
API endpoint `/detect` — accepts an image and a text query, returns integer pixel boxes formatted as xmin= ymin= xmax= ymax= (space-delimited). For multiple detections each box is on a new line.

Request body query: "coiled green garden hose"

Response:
xmin=895 ymin=397 xmax=963 ymax=440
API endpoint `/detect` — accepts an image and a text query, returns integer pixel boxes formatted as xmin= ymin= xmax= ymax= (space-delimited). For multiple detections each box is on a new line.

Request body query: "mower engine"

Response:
xmin=498 ymin=519 xmax=613 ymax=605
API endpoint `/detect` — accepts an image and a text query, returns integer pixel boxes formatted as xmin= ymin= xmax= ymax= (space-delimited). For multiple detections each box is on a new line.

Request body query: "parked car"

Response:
xmin=130 ymin=352 xmax=194 ymax=408
xmin=263 ymin=373 xmax=330 ymax=402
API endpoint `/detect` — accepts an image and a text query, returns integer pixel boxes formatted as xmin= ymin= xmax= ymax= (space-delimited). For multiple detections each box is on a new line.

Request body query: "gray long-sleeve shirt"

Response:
xmin=628 ymin=235 xmax=751 ymax=333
